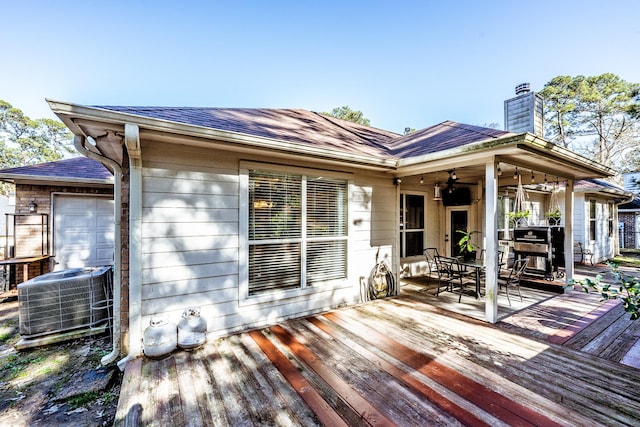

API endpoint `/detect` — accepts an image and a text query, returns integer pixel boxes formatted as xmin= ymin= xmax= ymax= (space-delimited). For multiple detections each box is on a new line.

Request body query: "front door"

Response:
xmin=446 ymin=207 xmax=469 ymax=257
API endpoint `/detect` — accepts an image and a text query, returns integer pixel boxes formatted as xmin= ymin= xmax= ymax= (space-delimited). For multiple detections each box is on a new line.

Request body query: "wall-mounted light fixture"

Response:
xmin=433 ymin=182 xmax=442 ymax=200
xmin=497 ymin=164 xmax=502 ymax=176
xmin=29 ymin=200 xmax=37 ymax=213
xmin=420 ymin=176 xmax=424 ymax=185
xmin=450 ymin=169 xmax=457 ymax=180
xmin=531 ymin=170 xmax=535 ymax=183
xmin=513 ymin=167 xmax=519 ymax=180
xmin=393 ymin=177 xmax=402 ymax=186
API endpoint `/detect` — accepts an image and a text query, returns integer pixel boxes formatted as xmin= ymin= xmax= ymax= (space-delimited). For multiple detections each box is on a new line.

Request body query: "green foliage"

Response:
xmin=456 ymin=229 xmax=479 ymax=253
xmin=0 ymin=100 xmax=73 ymax=195
xmin=545 ymin=208 xmax=561 ymax=219
xmin=0 ymin=354 xmax=46 ymax=381
xmin=321 ymin=105 xmax=371 ymax=126
xmin=539 ymin=74 xmax=640 ymax=170
xmin=507 ymin=210 xmax=530 ymax=224
xmin=571 ymin=263 xmax=640 ymax=320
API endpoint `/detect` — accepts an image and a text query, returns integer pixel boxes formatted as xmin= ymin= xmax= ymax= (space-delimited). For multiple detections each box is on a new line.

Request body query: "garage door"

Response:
xmin=54 ymin=195 xmax=115 ymax=270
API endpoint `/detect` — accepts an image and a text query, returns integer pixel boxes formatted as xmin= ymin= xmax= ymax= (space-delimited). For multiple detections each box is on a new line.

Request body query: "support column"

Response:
xmin=564 ymin=179 xmax=574 ymax=285
xmin=484 ymin=160 xmax=499 ymax=323
xmin=124 ymin=124 xmax=143 ymax=357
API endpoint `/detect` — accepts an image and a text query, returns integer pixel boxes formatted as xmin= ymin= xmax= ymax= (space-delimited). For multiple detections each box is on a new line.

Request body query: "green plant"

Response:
xmin=67 ymin=391 xmax=101 ymax=409
xmin=507 ymin=210 xmax=530 ymax=221
xmin=571 ymin=262 xmax=640 ymax=320
xmin=456 ymin=229 xmax=479 ymax=254
xmin=545 ymin=208 xmax=561 ymax=219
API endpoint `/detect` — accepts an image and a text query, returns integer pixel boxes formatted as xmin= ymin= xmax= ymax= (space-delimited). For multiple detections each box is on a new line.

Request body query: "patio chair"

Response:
xmin=498 ymin=257 xmax=528 ymax=306
xmin=423 ymin=248 xmax=441 ymax=285
xmin=435 ymin=256 xmax=475 ymax=302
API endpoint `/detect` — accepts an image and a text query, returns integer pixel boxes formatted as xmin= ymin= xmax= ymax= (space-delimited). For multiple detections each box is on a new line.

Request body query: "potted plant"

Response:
xmin=545 ymin=208 xmax=561 ymax=225
xmin=456 ymin=229 xmax=479 ymax=261
xmin=507 ymin=210 xmax=530 ymax=227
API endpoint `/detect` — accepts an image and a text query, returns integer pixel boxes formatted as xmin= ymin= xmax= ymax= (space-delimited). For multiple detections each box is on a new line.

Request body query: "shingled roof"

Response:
xmin=387 ymin=120 xmax=512 ymax=157
xmin=0 ymin=157 xmax=113 ymax=183
xmin=94 ymin=106 xmax=400 ymax=159
xmin=91 ymin=106 xmax=513 ymax=160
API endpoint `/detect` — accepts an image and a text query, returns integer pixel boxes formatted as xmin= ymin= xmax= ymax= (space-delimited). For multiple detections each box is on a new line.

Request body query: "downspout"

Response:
xmin=73 ymin=135 xmax=122 ymax=366
xmin=117 ymin=124 xmax=142 ymax=371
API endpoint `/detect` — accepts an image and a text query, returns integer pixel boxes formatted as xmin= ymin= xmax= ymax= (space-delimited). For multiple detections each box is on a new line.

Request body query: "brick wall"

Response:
xmin=619 ymin=212 xmax=638 ymax=249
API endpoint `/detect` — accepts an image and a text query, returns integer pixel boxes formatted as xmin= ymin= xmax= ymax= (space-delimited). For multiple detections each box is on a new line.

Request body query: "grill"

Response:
xmin=513 ymin=226 xmax=565 ymax=280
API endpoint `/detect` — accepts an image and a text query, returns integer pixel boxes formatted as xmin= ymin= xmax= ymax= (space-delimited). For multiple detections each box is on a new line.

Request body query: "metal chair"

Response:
xmin=423 ymin=248 xmax=441 ymax=285
xmin=435 ymin=256 xmax=475 ymax=302
xmin=498 ymin=257 xmax=528 ymax=306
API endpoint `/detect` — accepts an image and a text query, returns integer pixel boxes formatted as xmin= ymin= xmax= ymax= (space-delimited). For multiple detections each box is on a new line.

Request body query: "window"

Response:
xmin=247 ymin=169 xmax=348 ymax=296
xmin=399 ymin=194 xmax=424 ymax=257
xmin=608 ymin=202 xmax=614 ymax=237
xmin=589 ymin=199 xmax=597 ymax=241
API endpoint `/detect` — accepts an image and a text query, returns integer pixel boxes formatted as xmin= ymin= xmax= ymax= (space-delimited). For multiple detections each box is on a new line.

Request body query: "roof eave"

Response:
xmin=47 ymin=100 xmax=398 ymax=171
xmin=396 ymin=132 xmax=615 ymax=179
xmin=0 ymin=173 xmax=113 ymax=187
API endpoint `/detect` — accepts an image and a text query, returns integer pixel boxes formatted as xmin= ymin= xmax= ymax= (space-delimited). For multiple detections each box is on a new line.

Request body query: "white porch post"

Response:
xmin=125 ymin=124 xmax=143 ymax=358
xmin=564 ymin=179 xmax=574 ymax=284
xmin=485 ymin=161 xmax=499 ymax=323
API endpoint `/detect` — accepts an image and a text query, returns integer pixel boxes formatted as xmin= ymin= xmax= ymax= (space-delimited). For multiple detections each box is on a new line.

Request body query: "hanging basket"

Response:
xmin=509 ymin=175 xmax=529 ymax=227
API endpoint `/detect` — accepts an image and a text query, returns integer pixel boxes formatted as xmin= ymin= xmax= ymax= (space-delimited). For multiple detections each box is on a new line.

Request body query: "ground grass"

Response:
xmin=613 ymin=249 xmax=640 ymax=269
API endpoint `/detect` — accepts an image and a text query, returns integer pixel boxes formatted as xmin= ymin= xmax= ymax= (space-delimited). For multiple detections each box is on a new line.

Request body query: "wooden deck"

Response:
xmin=116 ymin=290 xmax=640 ymax=426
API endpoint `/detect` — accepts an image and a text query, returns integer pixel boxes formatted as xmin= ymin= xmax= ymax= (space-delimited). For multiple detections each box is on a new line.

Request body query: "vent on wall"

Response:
xmin=18 ymin=266 xmax=113 ymax=338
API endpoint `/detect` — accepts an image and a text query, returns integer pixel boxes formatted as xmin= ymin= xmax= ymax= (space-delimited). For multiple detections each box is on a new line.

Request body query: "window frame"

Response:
xmin=239 ymin=162 xmax=352 ymax=304
xmin=589 ymin=199 xmax=597 ymax=241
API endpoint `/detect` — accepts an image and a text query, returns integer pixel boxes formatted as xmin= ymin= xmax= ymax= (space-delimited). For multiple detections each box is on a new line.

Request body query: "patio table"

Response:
xmin=459 ymin=259 xmax=485 ymax=299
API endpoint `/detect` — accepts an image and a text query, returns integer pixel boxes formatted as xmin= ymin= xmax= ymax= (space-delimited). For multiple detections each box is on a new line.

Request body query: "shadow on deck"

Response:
xmin=115 ymin=281 xmax=640 ymax=426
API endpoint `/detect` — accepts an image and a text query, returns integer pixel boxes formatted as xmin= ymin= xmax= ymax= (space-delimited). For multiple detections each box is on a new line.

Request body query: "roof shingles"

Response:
xmin=0 ymin=157 xmax=112 ymax=181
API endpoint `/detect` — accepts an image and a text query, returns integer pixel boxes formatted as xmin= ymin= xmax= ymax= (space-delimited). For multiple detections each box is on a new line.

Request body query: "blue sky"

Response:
xmin=3 ymin=1 xmax=639 ymax=134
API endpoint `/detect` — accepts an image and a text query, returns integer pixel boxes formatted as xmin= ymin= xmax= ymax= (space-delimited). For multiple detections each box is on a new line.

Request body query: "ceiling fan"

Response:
xmin=445 ymin=169 xmax=474 ymax=192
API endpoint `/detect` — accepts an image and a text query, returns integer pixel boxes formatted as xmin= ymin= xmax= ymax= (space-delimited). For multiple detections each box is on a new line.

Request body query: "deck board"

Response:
xmin=116 ymin=289 xmax=640 ymax=426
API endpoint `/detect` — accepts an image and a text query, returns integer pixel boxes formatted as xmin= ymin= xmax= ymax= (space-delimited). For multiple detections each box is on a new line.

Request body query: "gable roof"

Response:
xmin=93 ymin=106 xmax=400 ymax=159
xmin=387 ymin=121 xmax=512 ymax=157
xmin=47 ymin=100 xmax=617 ymax=180
xmin=0 ymin=157 xmax=113 ymax=185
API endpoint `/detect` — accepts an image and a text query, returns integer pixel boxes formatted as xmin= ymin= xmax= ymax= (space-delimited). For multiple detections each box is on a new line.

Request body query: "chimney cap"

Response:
xmin=515 ymin=83 xmax=531 ymax=95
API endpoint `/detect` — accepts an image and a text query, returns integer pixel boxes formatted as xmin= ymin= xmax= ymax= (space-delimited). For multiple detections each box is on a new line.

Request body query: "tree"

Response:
xmin=539 ymin=74 xmax=640 ymax=170
xmin=321 ymin=105 xmax=371 ymax=126
xmin=0 ymin=100 xmax=73 ymax=194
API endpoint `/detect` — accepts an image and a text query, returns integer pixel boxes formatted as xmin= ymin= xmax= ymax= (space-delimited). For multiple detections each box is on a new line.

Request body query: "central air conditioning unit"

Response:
xmin=18 ymin=266 xmax=113 ymax=338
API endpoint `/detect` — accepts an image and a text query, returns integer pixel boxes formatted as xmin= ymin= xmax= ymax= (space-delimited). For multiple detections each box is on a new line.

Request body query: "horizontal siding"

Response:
xmin=141 ymin=275 xmax=237 ymax=304
xmin=142 ymin=248 xmax=237 ymax=269
xmin=142 ymin=235 xmax=239 ymax=253
xmin=142 ymin=221 xmax=238 ymax=238
xmin=143 ymin=260 xmax=237 ymax=285
xmin=138 ymin=140 xmax=393 ymax=339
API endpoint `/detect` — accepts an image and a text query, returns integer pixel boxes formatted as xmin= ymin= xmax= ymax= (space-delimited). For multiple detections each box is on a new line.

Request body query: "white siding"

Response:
xmin=139 ymin=141 xmax=395 ymax=338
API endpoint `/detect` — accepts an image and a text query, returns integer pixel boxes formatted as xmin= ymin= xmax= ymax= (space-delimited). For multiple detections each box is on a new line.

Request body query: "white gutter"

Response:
xmin=73 ymin=135 xmax=122 ymax=366
xmin=117 ymin=124 xmax=142 ymax=371
xmin=46 ymin=99 xmax=398 ymax=171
